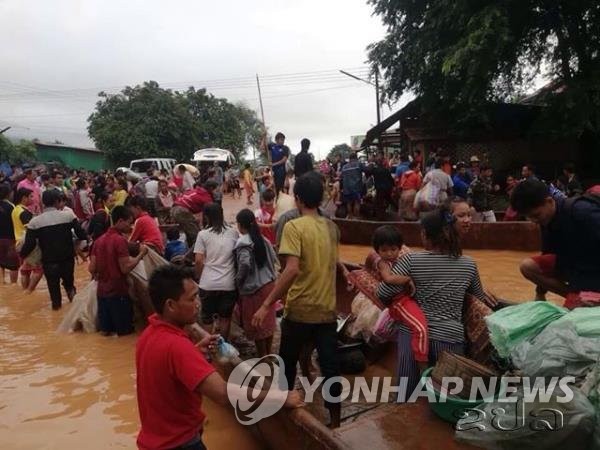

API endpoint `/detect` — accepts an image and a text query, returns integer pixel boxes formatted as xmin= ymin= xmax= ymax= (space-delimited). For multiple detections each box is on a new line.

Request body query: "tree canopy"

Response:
xmin=368 ymin=1 xmax=600 ymax=137
xmin=88 ymin=81 xmax=262 ymax=166
xmin=327 ymin=143 xmax=353 ymax=161
xmin=0 ymin=136 xmax=36 ymax=164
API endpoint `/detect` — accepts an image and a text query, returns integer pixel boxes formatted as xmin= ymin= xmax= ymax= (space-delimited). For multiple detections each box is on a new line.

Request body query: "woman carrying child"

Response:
xmin=377 ymin=206 xmax=489 ymax=394
xmin=369 ymin=226 xmax=427 ymax=372
xmin=234 ymin=209 xmax=278 ymax=357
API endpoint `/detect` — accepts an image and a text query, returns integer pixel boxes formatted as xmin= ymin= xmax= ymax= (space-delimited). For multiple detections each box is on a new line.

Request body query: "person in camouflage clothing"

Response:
xmin=468 ymin=165 xmax=499 ymax=222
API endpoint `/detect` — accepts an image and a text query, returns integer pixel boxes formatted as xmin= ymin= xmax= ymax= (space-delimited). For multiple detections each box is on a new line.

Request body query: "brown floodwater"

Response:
xmin=0 ymin=240 xmax=559 ymax=449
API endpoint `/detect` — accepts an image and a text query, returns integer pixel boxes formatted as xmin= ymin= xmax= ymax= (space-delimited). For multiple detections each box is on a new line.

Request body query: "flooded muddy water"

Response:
xmin=0 ymin=234 xmax=557 ymax=449
xmin=0 ymin=264 xmax=262 ymax=450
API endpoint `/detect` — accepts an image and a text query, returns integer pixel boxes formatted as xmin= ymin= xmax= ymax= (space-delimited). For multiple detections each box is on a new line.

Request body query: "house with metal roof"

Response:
xmin=34 ymin=141 xmax=107 ymax=171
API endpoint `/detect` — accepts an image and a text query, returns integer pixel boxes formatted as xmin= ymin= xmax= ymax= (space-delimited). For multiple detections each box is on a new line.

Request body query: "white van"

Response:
xmin=129 ymin=158 xmax=176 ymax=177
xmin=191 ymin=148 xmax=236 ymax=171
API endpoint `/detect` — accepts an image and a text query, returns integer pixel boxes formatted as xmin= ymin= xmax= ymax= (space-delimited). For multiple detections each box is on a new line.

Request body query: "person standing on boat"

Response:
xmin=252 ymin=172 xmax=347 ymax=428
xmin=377 ymin=206 xmax=489 ymax=395
xmin=341 ymin=152 xmax=364 ymax=220
xmin=511 ymin=179 xmax=600 ymax=307
xmin=294 ymin=138 xmax=314 ymax=179
xmin=268 ymin=132 xmax=290 ymax=196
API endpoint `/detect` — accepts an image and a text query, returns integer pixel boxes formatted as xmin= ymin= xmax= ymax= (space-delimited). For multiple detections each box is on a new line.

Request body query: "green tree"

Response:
xmin=87 ymin=82 xmax=263 ymax=167
xmin=0 ymin=136 xmax=36 ymax=163
xmin=88 ymin=81 xmax=195 ymax=166
xmin=182 ymin=88 xmax=262 ymax=160
xmin=327 ymin=143 xmax=352 ymax=161
xmin=367 ymin=1 xmax=600 ymax=137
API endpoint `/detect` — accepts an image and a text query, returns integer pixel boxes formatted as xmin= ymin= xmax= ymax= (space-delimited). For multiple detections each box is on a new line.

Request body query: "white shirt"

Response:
xmin=423 ymin=169 xmax=453 ymax=191
xmin=193 ymin=226 xmax=239 ymax=291
xmin=144 ymin=179 xmax=159 ymax=199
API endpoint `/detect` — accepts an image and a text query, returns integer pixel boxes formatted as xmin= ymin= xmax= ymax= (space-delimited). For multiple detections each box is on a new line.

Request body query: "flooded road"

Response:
xmin=0 ymin=211 xmax=556 ymax=449
xmin=0 ymin=265 xmax=262 ymax=450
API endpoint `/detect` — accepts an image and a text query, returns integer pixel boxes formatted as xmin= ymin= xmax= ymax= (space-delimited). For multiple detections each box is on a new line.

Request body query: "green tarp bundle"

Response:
xmin=485 ymin=302 xmax=568 ymax=358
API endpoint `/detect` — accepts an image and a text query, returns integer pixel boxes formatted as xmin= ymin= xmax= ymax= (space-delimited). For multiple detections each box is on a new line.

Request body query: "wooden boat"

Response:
xmin=334 ymin=218 xmax=541 ymax=251
xmin=212 ymin=264 xmax=480 ymax=450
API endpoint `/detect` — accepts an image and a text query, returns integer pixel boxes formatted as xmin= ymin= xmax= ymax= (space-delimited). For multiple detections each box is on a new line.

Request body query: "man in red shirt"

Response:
xmin=129 ymin=196 xmax=165 ymax=254
xmin=170 ymin=181 xmax=217 ymax=246
xmin=89 ymin=205 xmax=148 ymax=336
xmin=137 ymin=265 xmax=303 ymax=450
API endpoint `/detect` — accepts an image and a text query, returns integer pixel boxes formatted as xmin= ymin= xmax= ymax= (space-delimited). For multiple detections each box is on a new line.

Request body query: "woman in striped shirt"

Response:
xmin=377 ymin=206 xmax=487 ymax=395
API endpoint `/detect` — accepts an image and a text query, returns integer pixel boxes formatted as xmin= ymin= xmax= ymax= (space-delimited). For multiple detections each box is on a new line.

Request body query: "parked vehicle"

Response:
xmin=129 ymin=158 xmax=176 ymax=177
xmin=192 ymin=148 xmax=236 ymax=172
xmin=116 ymin=167 xmax=142 ymax=182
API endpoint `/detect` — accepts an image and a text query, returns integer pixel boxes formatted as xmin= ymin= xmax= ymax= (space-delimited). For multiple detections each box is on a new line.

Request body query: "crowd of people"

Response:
xmin=1 ymin=133 xmax=599 ymax=450
xmin=311 ymin=148 xmax=584 ymax=223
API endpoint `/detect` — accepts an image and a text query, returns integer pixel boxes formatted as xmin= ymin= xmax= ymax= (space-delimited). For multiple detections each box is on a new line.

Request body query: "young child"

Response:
xmin=164 ymin=227 xmax=188 ymax=262
xmin=371 ymin=225 xmax=429 ymax=372
xmin=254 ymin=189 xmax=276 ymax=245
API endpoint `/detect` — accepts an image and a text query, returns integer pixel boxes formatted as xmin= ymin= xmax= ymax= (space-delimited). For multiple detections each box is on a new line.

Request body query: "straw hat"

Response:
xmin=470 ymin=155 xmax=480 ymax=163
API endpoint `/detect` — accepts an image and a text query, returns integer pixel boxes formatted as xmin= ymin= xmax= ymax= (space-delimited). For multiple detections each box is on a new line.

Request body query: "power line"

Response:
xmin=0 ymin=66 xmax=371 ymax=100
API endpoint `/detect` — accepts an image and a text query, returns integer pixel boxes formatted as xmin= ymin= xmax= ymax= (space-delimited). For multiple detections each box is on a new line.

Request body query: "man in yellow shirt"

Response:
xmin=253 ymin=172 xmax=348 ymax=428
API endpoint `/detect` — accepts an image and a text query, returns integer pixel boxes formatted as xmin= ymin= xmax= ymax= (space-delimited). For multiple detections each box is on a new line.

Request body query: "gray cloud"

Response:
xmin=0 ymin=0 xmax=406 ymax=159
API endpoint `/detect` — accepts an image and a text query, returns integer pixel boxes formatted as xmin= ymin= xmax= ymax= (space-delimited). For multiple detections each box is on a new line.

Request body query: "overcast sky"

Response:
xmin=0 ymin=0 xmax=410 ymax=160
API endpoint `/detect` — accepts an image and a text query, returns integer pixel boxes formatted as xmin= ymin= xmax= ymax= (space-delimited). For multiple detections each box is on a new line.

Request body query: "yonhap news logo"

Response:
xmin=227 ymin=354 xmax=577 ymax=426
xmin=227 ymin=354 xmax=288 ymax=425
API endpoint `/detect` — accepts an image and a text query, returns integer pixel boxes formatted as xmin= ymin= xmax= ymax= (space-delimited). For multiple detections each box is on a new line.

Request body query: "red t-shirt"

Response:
xmin=174 ymin=188 xmax=213 ymax=214
xmin=130 ymin=212 xmax=165 ymax=254
xmin=92 ymin=227 xmax=130 ymax=297
xmin=255 ymin=207 xmax=276 ymax=244
xmin=136 ymin=314 xmax=216 ymax=450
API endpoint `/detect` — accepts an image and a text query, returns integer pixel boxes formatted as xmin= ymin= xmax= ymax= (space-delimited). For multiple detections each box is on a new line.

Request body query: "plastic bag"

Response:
xmin=371 ymin=308 xmax=398 ymax=342
xmin=215 ymin=337 xmax=240 ymax=364
xmin=485 ymin=302 xmax=567 ymax=358
xmin=56 ymin=280 xmax=98 ymax=333
xmin=414 ymin=182 xmax=442 ymax=210
xmin=455 ymin=385 xmax=596 ymax=450
xmin=347 ymin=293 xmax=381 ymax=341
xmin=511 ymin=321 xmax=600 ymax=378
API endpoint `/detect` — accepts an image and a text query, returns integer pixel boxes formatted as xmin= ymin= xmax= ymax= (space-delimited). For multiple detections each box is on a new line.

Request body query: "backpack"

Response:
xmin=564 ymin=192 xmax=600 ymax=217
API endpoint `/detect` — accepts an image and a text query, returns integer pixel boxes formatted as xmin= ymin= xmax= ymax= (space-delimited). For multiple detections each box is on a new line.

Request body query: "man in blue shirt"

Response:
xmin=394 ymin=154 xmax=410 ymax=179
xmin=341 ymin=153 xmax=364 ymax=219
xmin=452 ymin=162 xmax=471 ymax=199
xmin=268 ymin=132 xmax=290 ymax=196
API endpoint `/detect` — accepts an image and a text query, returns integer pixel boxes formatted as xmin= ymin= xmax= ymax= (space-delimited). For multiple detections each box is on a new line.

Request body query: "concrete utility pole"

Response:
xmin=339 ymin=69 xmax=381 ymax=124
xmin=255 ymin=74 xmax=270 ymax=164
